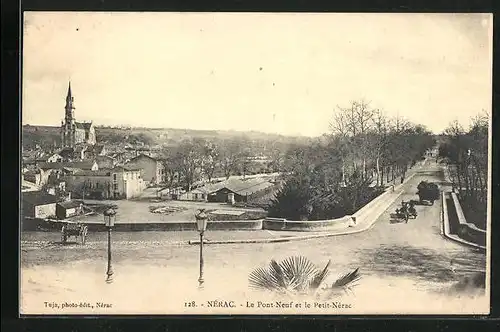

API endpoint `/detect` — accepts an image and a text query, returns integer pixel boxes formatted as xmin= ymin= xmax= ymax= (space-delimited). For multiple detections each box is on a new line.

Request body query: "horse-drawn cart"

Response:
xmin=61 ymin=221 xmax=88 ymax=245
xmin=416 ymin=181 xmax=440 ymax=205
xmin=390 ymin=200 xmax=417 ymax=223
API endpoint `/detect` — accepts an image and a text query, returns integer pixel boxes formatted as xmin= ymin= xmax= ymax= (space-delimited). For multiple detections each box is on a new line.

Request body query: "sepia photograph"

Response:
xmin=20 ymin=12 xmax=492 ymax=315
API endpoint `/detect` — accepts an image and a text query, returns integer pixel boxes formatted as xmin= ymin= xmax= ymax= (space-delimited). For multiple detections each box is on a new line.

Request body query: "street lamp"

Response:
xmin=103 ymin=208 xmax=116 ymax=284
xmin=195 ymin=209 xmax=208 ymax=288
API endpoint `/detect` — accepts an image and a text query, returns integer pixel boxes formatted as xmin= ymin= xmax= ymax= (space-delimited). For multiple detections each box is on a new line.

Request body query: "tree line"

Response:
xmin=268 ymin=100 xmax=436 ymax=221
xmin=158 ymin=136 xmax=291 ymax=191
xmin=438 ymin=111 xmax=488 ymax=229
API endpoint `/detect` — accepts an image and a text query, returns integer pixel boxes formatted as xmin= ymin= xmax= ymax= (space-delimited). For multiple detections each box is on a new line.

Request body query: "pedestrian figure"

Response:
xmin=400 ymin=203 xmax=409 ymax=223
xmin=408 ymin=201 xmax=417 ymax=219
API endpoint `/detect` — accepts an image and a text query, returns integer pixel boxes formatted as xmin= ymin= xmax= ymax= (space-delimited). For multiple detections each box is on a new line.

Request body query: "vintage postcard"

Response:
xmin=20 ymin=12 xmax=492 ymax=315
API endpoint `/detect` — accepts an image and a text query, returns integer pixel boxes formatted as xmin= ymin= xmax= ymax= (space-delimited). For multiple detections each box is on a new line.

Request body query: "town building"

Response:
xmin=94 ymin=155 xmax=116 ymax=169
xmin=74 ymin=145 xmax=87 ymax=160
xmin=83 ymin=144 xmax=106 ymax=159
xmin=22 ymin=158 xmax=39 ymax=170
xmin=61 ymin=165 xmax=145 ymax=199
xmin=178 ymin=187 xmax=209 ymax=202
xmin=111 ymin=166 xmax=145 ymax=199
xmin=46 ymin=153 xmax=64 ymax=163
xmin=36 ymin=161 xmax=99 ymax=186
xmin=108 ymin=151 xmax=133 ymax=165
xmin=23 ymin=169 xmax=42 ymax=186
xmin=125 ymin=154 xmax=164 ymax=185
xmin=56 ymin=201 xmax=83 ymax=219
xmin=38 ymin=161 xmax=99 ymax=172
xmin=22 ymin=191 xmax=58 ymax=219
xmin=178 ymin=177 xmax=279 ymax=203
xmin=60 ymin=82 xmax=96 ymax=148
xmin=21 ymin=179 xmax=41 ymax=192
xmin=207 ymin=178 xmax=277 ymax=203
xmin=57 ymin=147 xmax=75 ymax=161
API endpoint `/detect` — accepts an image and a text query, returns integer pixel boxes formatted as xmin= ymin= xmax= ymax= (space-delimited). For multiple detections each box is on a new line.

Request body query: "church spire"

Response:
xmin=66 ymin=81 xmax=72 ymax=102
xmin=65 ymin=80 xmax=75 ymax=121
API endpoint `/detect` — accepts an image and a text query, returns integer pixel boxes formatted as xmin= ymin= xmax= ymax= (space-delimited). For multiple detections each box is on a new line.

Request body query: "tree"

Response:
xmin=270 ymin=142 xmax=346 ymax=221
xmin=270 ymin=99 xmax=435 ymax=221
xmin=159 ymin=147 xmax=181 ymax=190
xmin=238 ymin=149 xmax=252 ymax=179
xmin=219 ymin=139 xmax=242 ymax=179
xmin=127 ymin=132 xmax=155 ymax=146
xmin=330 ymin=100 xmax=375 ymax=182
xmin=199 ymin=141 xmax=219 ymax=182
xmin=174 ymin=140 xmax=203 ymax=191
xmin=269 ymin=145 xmax=314 ymax=220
xmin=370 ymin=109 xmax=389 ymax=186
xmin=268 ymin=175 xmax=312 ymax=220
xmin=439 ymin=113 xmax=488 ymax=229
xmin=268 ymin=141 xmax=285 ymax=173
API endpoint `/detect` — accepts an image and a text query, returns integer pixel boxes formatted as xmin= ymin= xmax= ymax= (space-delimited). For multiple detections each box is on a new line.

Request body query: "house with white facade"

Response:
xmin=22 ymin=191 xmax=58 ymax=219
xmin=46 ymin=153 xmax=64 ymax=163
xmin=62 ymin=165 xmax=145 ymax=199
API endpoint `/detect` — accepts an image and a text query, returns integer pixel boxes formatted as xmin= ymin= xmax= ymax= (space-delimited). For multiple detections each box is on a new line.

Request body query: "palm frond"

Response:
xmin=310 ymin=259 xmax=331 ymax=290
xmin=249 ymin=257 xmax=361 ymax=298
xmin=280 ymin=256 xmax=318 ymax=292
xmin=249 ymin=267 xmax=279 ymax=291
xmin=269 ymin=259 xmax=288 ymax=290
xmin=332 ymin=268 xmax=361 ymax=289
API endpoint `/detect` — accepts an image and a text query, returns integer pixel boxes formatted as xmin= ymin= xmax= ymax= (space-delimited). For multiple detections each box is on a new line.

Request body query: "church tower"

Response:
xmin=61 ymin=81 xmax=76 ymax=147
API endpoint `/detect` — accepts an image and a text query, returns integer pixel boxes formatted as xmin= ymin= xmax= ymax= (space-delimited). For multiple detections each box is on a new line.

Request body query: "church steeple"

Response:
xmin=65 ymin=81 xmax=75 ymax=120
xmin=66 ymin=81 xmax=72 ymax=100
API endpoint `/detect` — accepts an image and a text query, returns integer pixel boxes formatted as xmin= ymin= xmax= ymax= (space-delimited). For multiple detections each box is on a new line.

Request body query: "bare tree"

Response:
xmin=439 ymin=114 xmax=488 ymax=229
xmin=200 ymin=141 xmax=219 ymax=182
xmin=330 ymin=100 xmax=374 ymax=182
xmin=159 ymin=148 xmax=180 ymax=191
xmin=371 ymin=109 xmax=389 ymax=186
xmin=219 ymin=139 xmax=242 ymax=179
xmin=175 ymin=140 xmax=203 ymax=191
xmin=353 ymin=100 xmax=374 ymax=179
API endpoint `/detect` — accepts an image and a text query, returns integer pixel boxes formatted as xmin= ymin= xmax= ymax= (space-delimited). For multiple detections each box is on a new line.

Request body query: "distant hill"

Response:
xmin=23 ymin=125 xmax=61 ymax=149
xmin=22 ymin=124 xmax=313 ymax=151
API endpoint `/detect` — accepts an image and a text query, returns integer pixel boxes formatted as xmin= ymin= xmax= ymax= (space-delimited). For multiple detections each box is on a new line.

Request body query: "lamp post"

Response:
xmin=195 ymin=209 xmax=208 ymax=288
xmin=103 ymin=208 xmax=116 ymax=284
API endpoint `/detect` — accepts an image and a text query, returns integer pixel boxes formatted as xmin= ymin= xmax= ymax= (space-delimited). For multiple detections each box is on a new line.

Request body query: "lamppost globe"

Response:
xmin=103 ymin=208 xmax=116 ymax=227
xmin=196 ymin=209 xmax=208 ymax=233
xmin=195 ymin=209 xmax=208 ymax=288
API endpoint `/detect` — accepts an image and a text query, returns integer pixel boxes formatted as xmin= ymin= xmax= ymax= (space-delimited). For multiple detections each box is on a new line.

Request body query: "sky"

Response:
xmin=22 ymin=12 xmax=492 ymax=137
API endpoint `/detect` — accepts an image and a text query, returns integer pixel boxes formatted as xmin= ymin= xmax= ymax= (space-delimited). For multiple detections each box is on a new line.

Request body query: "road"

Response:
xmin=20 ymin=159 xmax=488 ymax=315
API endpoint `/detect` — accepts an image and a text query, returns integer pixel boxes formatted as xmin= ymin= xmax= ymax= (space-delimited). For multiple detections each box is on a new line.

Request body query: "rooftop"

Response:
xmin=73 ymin=169 xmax=112 ymax=176
xmin=57 ymin=200 xmax=83 ymax=209
xmin=194 ymin=176 xmax=276 ymax=195
xmin=21 ymin=179 xmax=40 ymax=192
xmin=113 ymin=165 xmax=142 ymax=172
xmin=75 ymin=122 xmax=93 ymax=130
xmin=22 ymin=191 xmax=57 ymax=206
xmin=38 ymin=161 xmax=97 ymax=170
xmin=128 ymin=153 xmax=158 ymax=162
